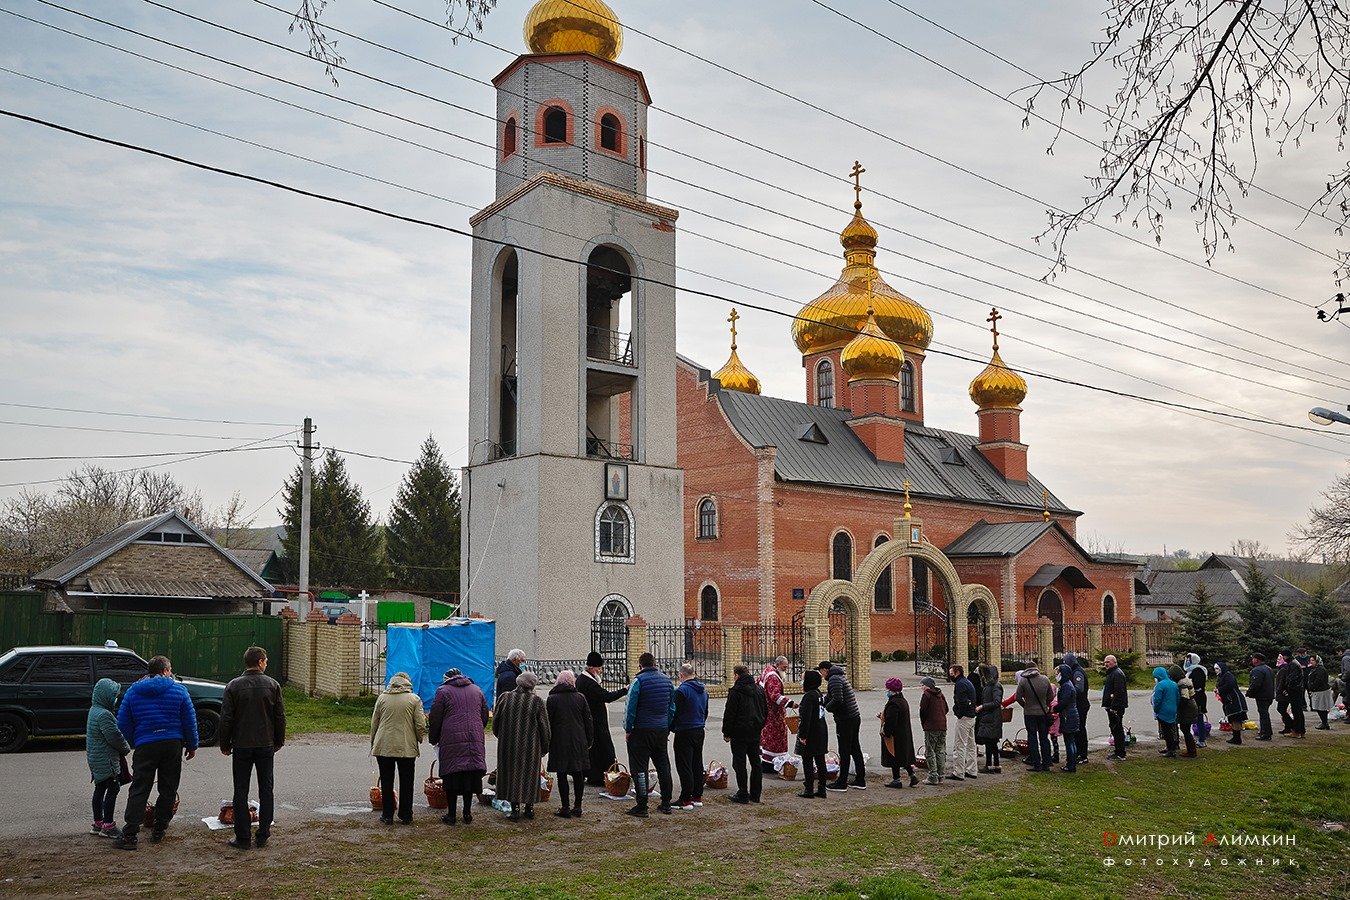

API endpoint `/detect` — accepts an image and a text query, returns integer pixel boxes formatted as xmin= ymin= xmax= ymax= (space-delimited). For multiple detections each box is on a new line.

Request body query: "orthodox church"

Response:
xmin=460 ymin=0 xmax=1138 ymax=661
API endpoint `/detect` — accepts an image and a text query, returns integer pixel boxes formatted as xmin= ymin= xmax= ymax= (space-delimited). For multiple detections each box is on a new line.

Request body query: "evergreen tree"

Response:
xmin=1294 ymin=584 xmax=1350 ymax=661
xmin=276 ymin=452 xmax=385 ymax=589
xmin=1232 ymin=563 xmax=1294 ymax=663
xmin=386 ymin=436 xmax=461 ymax=593
xmin=1170 ymin=579 xmax=1232 ymax=665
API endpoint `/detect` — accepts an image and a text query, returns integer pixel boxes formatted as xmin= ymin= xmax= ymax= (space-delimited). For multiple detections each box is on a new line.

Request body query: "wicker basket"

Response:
xmin=704 ymin=760 xmax=728 ymax=789
xmin=143 ymin=792 xmax=180 ymax=828
xmin=604 ymin=762 xmax=631 ymax=798
xmin=785 ymin=712 xmax=801 ymax=734
xmin=538 ymin=771 xmax=555 ymax=803
xmin=217 ymin=800 xmax=258 ymax=826
xmin=424 ymin=760 xmax=447 ymax=810
xmin=780 ymin=761 xmax=798 ymax=781
xmin=999 ymin=739 xmax=1019 ymax=759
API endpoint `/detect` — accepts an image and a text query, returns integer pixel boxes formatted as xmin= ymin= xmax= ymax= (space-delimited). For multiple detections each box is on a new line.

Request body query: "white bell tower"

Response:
xmin=460 ymin=0 xmax=685 ymax=659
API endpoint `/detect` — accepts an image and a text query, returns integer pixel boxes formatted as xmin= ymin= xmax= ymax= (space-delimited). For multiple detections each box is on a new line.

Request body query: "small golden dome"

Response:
xmin=969 ymin=310 xmax=1027 ymax=409
xmin=792 ymin=166 xmax=933 ymax=356
xmin=841 ymin=307 xmax=903 ymax=383
xmin=713 ymin=308 xmax=761 ymax=394
xmin=524 ymin=0 xmax=623 ymax=60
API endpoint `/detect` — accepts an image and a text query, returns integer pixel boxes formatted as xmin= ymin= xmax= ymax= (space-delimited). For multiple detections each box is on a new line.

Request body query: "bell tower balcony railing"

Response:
xmin=585 ymin=326 xmax=635 ymax=367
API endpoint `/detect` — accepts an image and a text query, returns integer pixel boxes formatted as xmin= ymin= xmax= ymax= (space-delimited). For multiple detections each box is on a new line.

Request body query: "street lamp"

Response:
xmin=1308 ymin=406 xmax=1350 ymax=426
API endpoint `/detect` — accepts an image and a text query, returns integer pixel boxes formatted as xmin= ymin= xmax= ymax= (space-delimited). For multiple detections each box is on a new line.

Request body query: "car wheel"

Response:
xmin=196 ymin=707 xmax=221 ymax=747
xmin=0 ymin=712 xmax=29 ymax=753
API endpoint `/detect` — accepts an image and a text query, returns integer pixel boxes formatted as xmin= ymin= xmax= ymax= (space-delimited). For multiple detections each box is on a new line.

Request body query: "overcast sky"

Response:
xmin=2 ymin=0 xmax=1347 ymax=558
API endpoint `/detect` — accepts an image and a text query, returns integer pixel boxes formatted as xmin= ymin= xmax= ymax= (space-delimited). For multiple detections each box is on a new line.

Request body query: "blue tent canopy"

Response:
xmin=385 ymin=619 xmax=497 ymax=711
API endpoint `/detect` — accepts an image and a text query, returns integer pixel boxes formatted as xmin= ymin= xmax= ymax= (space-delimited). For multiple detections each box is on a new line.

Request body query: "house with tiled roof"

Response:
xmin=1136 ymin=554 xmax=1311 ymax=622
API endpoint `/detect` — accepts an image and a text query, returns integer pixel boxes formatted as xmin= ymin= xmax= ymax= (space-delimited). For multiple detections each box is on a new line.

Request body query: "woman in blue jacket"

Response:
xmin=1151 ymin=666 xmax=1180 ymax=758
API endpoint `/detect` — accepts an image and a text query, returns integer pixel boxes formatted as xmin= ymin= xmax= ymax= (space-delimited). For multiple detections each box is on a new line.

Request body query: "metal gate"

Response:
xmin=590 ymin=614 xmax=628 ymax=686
xmin=913 ymin=604 xmax=951 ymax=677
xmin=966 ymin=602 xmax=992 ymax=670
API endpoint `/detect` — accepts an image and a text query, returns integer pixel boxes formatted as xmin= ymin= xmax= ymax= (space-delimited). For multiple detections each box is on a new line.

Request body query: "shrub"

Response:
xmin=871 ymin=649 xmax=884 ymax=661
xmin=1093 ymin=647 xmax=1142 ymax=682
xmin=891 ymin=649 xmax=910 ymax=661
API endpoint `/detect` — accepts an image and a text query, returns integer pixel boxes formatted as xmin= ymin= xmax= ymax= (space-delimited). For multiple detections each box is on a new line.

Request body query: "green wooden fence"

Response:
xmin=0 ymin=592 xmax=282 ymax=681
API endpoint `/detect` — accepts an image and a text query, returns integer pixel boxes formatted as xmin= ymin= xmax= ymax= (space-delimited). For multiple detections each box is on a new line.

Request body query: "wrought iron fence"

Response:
xmin=742 ymin=619 xmax=806 ymax=682
xmin=1100 ymin=624 xmax=1135 ymax=656
xmin=645 ymin=619 xmax=723 ymax=684
xmin=828 ymin=611 xmax=848 ymax=663
xmin=585 ymin=326 xmax=635 ymax=366
xmin=585 ymin=437 xmax=636 ymax=460
xmin=1059 ymin=623 xmax=1091 ymax=659
xmin=1000 ymin=623 xmax=1040 ymax=672
xmin=524 ymin=659 xmax=593 ymax=686
xmin=590 ymin=616 xmax=628 ymax=685
xmin=360 ymin=621 xmax=386 ymax=694
xmin=1144 ymin=622 xmax=1177 ymax=664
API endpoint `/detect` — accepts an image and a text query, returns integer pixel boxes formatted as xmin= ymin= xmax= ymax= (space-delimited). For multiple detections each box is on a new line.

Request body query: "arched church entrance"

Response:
xmin=1037 ymin=589 xmax=1065 ymax=653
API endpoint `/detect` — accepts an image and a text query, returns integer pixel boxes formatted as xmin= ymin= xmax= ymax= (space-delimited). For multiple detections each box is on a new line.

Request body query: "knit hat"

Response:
xmin=586 ymin=651 xmax=604 ymax=667
xmin=443 ymin=667 xmax=462 ymax=680
xmin=920 ymin=676 xmax=936 ymax=688
xmin=885 ymin=677 xmax=903 ymax=692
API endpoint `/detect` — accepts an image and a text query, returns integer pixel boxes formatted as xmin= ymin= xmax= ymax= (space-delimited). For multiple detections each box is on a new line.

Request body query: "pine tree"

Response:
xmin=1233 ymin=563 xmax=1294 ymax=663
xmin=1294 ymin=584 xmax=1350 ymax=661
xmin=276 ymin=452 xmax=385 ymax=589
xmin=386 ymin=436 xmax=461 ymax=593
xmin=1170 ymin=579 xmax=1232 ymax=665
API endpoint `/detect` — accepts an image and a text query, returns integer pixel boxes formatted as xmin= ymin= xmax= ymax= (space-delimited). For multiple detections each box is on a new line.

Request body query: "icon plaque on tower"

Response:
xmin=605 ymin=463 xmax=629 ymax=501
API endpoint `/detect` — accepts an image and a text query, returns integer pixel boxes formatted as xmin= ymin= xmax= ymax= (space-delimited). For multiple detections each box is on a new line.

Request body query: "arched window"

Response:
xmin=1102 ymin=593 xmax=1116 ymax=624
xmin=700 ymin=584 xmax=719 ymax=621
xmin=873 ymin=534 xmax=893 ymax=612
xmin=697 ymin=498 xmax=717 ymax=539
xmin=911 ymin=558 xmax=930 ymax=611
xmin=831 ymin=531 xmax=852 ymax=581
xmin=900 ymin=360 xmax=915 ymax=412
xmin=543 ymin=105 xmax=568 ymax=144
xmin=816 ymin=359 xmax=835 ymax=408
xmin=502 ymin=116 xmax=518 ymax=157
xmin=599 ymin=113 xmax=622 ymax=153
xmin=595 ymin=502 xmax=634 ymax=562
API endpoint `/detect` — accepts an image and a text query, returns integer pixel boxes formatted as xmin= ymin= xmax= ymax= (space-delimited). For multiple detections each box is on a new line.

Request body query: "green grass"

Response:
xmin=282 ymin=687 xmax=376 ymax=736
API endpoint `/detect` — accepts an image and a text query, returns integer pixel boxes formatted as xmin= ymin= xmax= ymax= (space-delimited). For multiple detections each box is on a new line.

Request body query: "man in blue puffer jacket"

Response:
xmin=113 ymin=655 xmax=198 ymax=849
xmin=623 ymin=652 xmax=675 ymax=818
xmin=1151 ymin=665 xmax=1179 ymax=759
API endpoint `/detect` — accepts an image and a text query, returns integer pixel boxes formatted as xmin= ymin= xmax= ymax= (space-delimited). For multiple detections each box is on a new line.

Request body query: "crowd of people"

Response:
xmin=82 ymin=643 xmax=1349 ymax=846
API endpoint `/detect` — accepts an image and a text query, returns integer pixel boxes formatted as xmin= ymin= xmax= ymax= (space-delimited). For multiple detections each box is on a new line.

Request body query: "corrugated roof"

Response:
xmin=85 ymin=574 xmax=265 ymax=600
xmin=1025 ymin=563 xmax=1095 ymax=589
xmin=714 ymin=388 xmax=1079 ymax=514
xmin=943 ymin=520 xmax=1054 ymax=557
xmin=1140 ymin=568 xmax=1309 ymax=609
xmin=226 ymin=548 xmax=274 ymax=577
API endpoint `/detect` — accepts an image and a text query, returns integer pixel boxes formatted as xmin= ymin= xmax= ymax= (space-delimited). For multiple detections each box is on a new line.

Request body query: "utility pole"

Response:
xmin=298 ymin=417 xmax=315 ymax=616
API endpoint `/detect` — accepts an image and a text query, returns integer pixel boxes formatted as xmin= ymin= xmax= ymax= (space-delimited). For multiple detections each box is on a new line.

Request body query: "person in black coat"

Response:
xmin=1216 ymin=661 xmax=1246 ymax=744
xmin=879 ymin=676 xmax=918 ymax=788
xmin=794 ymin=670 xmax=829 ymax=798
xmin=722 ymin=664 xmax=767 ymax=803
xmin=545 ymin=671 xmax=593 ymax=818
xmin=1246 ymin=654 xmax=1275 ymax=739
xmin=1101 ymin=655 xmax=1129 ymax=760
xmin=1274 ymin=651 xmax=1306 ymax=737
xmin=496 ymin=651 xmax=525 ymax=698
xmin=575 ymin=653 xmax=629 ymax=786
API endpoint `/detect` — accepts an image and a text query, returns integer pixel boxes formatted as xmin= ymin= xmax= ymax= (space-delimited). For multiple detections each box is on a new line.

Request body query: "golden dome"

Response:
xmin=841 ymin=306 xmax=903 ymax=383
xmin=792 ymin=166 xmax=933 ymax=356
xmin=524 ymin=0 xmax=623 ymax=60
xmin=969 ymin=309 xmax=1027 ymax=409
xmin=713 ymin=308 xmax=761 ymax=394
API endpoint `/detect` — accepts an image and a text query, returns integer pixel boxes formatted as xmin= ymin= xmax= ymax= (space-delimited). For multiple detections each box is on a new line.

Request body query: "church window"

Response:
xmin=599 ymin=112 xmax=623 ymax=153
xmin=1102 ymin=593 xmax=1116 ymax=624
xmin=700 ymin=584 xmax=719 ymax=621
xmin=596 ymin=502 xmax=634 ymax=563
xmin=697 ymin=497 xmax=717 ymax=539
xmin=543 ymin=105 xmax=569 ymax=144
xmin=502 ymin=116 xmax=518 ymax=158
xmin=900 ymin=360 xmax=915 ymax=412
xmin=831 ymin=530 xmax=852 ymax=581
xmin=873 ymin=534 xmax=893 ymax=612
xmin=816 ymin=359 xmax=835 ymax=409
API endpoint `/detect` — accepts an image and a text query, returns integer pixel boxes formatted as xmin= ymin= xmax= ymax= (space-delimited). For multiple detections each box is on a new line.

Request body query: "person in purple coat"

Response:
xmin=428 ymin=667 xmax=489 ymax=826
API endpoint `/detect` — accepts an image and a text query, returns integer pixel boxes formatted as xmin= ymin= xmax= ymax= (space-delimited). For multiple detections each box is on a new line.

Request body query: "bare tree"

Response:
xmin=1228 ymin=537 xmax=1273 ymax=560
xmin=1029 ymin=1 xmax=1350 ymax=276
xmin=1292 ymin=464 xmax=1350 ymax=562
xmin=290 ymin=0 xmax=498 ymax=82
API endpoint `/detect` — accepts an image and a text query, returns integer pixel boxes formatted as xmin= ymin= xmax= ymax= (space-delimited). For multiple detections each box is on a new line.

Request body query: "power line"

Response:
xmin=15 ymin=5 xmax=1347 ymax=399
xmin=0 ymin=444 xmax=292 ymax=462
xmin=0 ymin=400 xmax=292 ymax=427
xmin=327 ymin=447 xmax=415 ymax=465
xmin=3 ymin=105 xmax=1344 ymax=451
xmin=0 ymin=418 xmax=295 ymax=440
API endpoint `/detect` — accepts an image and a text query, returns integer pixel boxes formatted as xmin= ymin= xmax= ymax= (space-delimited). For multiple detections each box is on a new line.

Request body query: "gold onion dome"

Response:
xmin=969 ymin=308 xmax=1027 ymax=409
xmin=841 ymin=306 xmax=902 ymax=383
xmin=713 ymin=309 xmax=761 ymax=394
xmin=792 ymin=163 xmax=933 ymax=356
xmin=524 ymin=0 xmax=623 ymax=60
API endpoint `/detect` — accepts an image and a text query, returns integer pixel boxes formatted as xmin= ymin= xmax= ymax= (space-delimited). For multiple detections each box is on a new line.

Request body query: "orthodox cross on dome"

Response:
xmin=727 ymin=307 xmax=740 ymax=350
xmin=987 ymin=307 xmax=1002 ymax=351
xmin=850 ymin=160 xmax=866 ymax=210
xmin=1042 ymin=489 xmax=1051 ymax=522
xmin=903 ymin=478 xmax=912 ymax=519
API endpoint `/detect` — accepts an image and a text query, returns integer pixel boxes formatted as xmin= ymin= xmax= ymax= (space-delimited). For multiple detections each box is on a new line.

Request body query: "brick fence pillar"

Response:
xmin=1087 ymin=624 xmax=1103 ymax=667
xmin=313 ymin=615 xmax=362 ymax=699
xmin=1037 ymin=620 xmax=1054 ymax=671
xmin=625 ymin=616 xmax=648 ymax=683
xmin=278 ymin=607 xmax=299 ymax=683
xmin=1132 ymin=622 xmax=1148 ymax=662
xmin=721 ymin=622 xmax=743 ymax=690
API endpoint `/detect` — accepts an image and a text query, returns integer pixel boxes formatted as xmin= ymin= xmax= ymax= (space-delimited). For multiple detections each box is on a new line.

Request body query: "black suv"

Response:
xmin=0 ymin=645 xmax=228 ymax=752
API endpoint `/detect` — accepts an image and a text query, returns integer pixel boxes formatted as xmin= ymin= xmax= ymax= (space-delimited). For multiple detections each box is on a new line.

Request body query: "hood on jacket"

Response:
xmin=1063 ymin=652 xmax=1080 ymax=670
xmin=1167 ymin=664 xmax=1185 ymax=682
xmin=681 ymin=678 xmax=707 ymax=696
xmin=92 ymin=677 xmax=120 ymax=710
xmin=1214 ymin=661 xmax=1231 ymax=676
xmin=447 ymin=674 xmax=474 ymax=688
xmin=734 ymin=672 xmax=757 ymax=687
xmin=1152 ymin=666 xmax=1168 ymax=682
xmin=978 ymin=664 xmax=999 ymax=686
xmin=827 ymin=664 xmax=846 ymax=680
xmin=1056 ymin=664 xmax=1072 ymax=685
xmin=1019 ymin=666 xmax=1041 ymax=680
xmin=386 ymin=672 xmax=413 ymax=693
xmin=1183 ymin=652 xmax=1202 ymax=674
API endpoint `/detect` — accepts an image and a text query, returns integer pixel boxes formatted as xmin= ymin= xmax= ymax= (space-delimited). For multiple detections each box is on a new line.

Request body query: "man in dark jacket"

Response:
xmin=113 ymin=655 xmax=198 ymax=850
xmin=817 ymin=661 xmax=866 ymax=790
xmin=948 ymin=665 xmax=977 ymax=780
xmin=1274 ymin=651 xmax=1305 ymax=737
xmin=1246 ymin=653 xmax=1275 ymax=740
xmin=496 ymin=649 xmax=525 ymax=698
xmin=576 ymin=652 xmax=629 ymax=786
xmin=672 ymin=662 xmax=709 ymax=809
xmin=1013 ymin=665 xmax=1054 ymax=772
xmin=1101 ymin=655 xmax=1129 ymax=761
xmin=1063 ymin=651 xmax=1091 ymax=764
xmin=623 ymin=653 xmax=675 ymax=817
xmin=722 ymin=664 xmax=768 ymax=803
xmin=219 ymin=646 xmax=285 ymax=850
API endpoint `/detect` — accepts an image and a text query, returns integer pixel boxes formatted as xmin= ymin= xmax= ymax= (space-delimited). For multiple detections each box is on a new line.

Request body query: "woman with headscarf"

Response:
xmin=879 ymin=676 xmax=917 ymax=788
xmin=492 ymin=670 xmax=551 ymax=821
xmin=1168 ymin=663 xmax=1199 ymax=757
xmin=757 ymin=657 xmax=796 ymax=770
xmin=370 ymin=671 xmax=426 ymax=825
xmin=1053 ymin=664 xmax=1080 ymax=773
xmin=1214 ymin=661 xmax=1245 ymax=745
xmin=428 ymin=667 xmax=489 ymax=826
xmin=1183 ymin=652 xmax=1208 ymax=747
xmin=545 ymin=669 xmax=593 ymax=818
xmin=1305 ymin=655 xmax=1334 ymax=730
xmin=974 ymin=663 xmax=1004 ymax=774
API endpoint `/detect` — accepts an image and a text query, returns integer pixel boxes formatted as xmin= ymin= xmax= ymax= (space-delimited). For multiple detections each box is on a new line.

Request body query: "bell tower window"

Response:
xmin=543 ymin=105 xmax=569 ymax=144
xmin=502 ymin=116 xmax=518 ymax=158
xmin=900 ymin=360 xmax=915 ymax=412
xmin=816 ymin=359 xmax=835 ymax=409
xmin=598 ymin=112 xmax=623 ymax=154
